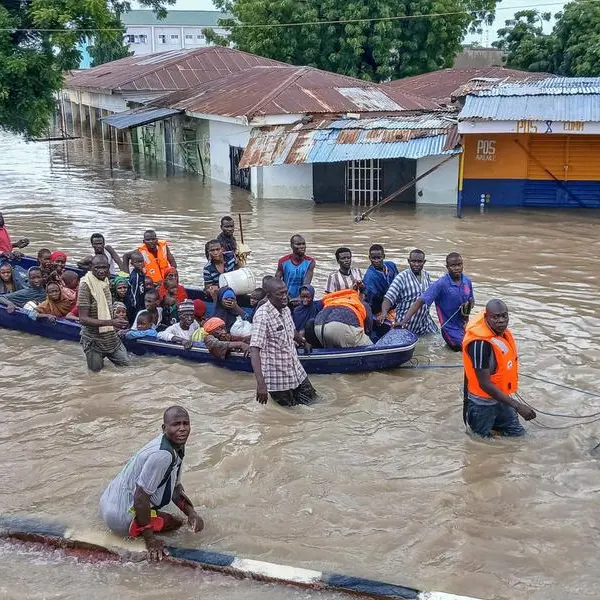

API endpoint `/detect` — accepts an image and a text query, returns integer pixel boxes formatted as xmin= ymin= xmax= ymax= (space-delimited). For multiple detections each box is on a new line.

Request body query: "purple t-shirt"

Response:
xmin=420 ymin=273 xmax=474 ymax=345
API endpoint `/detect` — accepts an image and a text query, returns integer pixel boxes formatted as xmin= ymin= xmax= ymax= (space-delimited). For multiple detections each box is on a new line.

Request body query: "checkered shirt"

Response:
xmin=250 ymin=300 xmax=307 ymax=392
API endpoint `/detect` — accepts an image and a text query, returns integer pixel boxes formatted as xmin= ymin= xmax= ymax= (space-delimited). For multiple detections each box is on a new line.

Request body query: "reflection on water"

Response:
xmin=1 ymin=132 xmax=600 ymax=600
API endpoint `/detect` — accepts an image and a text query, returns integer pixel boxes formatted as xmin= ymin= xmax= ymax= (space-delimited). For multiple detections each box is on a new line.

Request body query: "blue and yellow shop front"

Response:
xmin=458 ymin=120 xmax=600 ymax=208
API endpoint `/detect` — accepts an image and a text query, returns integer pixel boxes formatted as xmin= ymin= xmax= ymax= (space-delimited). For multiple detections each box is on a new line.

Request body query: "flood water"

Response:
xmin=1 ymin=132 xmax=600 ymax=600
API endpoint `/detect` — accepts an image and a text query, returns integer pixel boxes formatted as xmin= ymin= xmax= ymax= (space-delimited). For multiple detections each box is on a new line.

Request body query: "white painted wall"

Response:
xmin=415 ymin=154 xmax=459 ymax=205
xmin=64 ymin=88 xmax=128 ymax=112
xmin=260 ymin=164 xmax=314 ymax=200
xmin=208 ymin=119 xmax=252 ymax=186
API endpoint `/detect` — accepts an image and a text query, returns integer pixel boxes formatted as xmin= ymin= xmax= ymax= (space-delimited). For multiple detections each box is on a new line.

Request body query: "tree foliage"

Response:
xmin=204 ymin=0 xmax=499 ymax=82
xmin=0 ymin=0 xmax=173 ymax=138
xmin=493 ymin=1 xmax=600 ymax=76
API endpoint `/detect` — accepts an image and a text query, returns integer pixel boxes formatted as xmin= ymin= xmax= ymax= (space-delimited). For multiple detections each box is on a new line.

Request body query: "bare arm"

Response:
xmin=106 ymin=245 xmax=125 ymax=272
xmin=303 ymin=260 xmax=315 ymax=285
xmin=274 ymin=264 xmax=283 ymax=279
xmin=250 ymin=346 xmax=268 ymax=404
xmin=166 ymin=246 xmax=177 ymax=269
xmin=0 ymin=297 xmax=17 ymax=312
xmin=397 ymin=298 xmax=425 ymax=328
xmin=78 ymin=305 xmax=126 ymax=329
xmin=172 ymin=483 xmax=203 ymax=532
xmin=133 ymin=485 xmax=166 ymax=561
xmin=474 ymin=369 xmax=536 ymax=420
xmin=122 ymin=250 xmax=135 ymax=272
xmin=77 ymin=254 xmax=94 ymax=270
xmin=170 ymin=335 xmax=193 ymax=350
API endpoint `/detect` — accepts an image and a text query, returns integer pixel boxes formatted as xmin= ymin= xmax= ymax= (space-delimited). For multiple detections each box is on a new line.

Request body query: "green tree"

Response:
xmin=88 ymin=16 xmax=133 ymax=68
xmin=205 ymin=0 xmax=499 ymax=82
xmin=492 ymin=10 xmax=555 ymax=72
xmin=552 ymin=1 xmax=600 ymax=76
xmin=0 ymin=0 xmax=173 ymax=138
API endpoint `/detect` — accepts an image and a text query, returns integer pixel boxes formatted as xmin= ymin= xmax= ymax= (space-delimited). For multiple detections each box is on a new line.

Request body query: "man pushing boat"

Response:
xmin=99 ymin=406 xmax=203 ymax=561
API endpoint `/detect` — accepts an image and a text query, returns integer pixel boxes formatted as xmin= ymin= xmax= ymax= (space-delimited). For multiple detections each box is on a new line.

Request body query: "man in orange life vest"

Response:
xmin=463 ymin=298 xmax=536 ymax=437
xmin=123 ymin=230 xmax=177 ymax=284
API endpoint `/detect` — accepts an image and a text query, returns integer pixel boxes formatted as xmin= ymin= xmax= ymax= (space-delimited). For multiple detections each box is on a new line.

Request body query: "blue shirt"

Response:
xmin=420 ymin=273 xmax=474 ymax=345
xmin=278 ymin=254 xmax=315 ymax=298
xmin=203 ymin=252 xmax=236 ymax=287
xmin=363 ymin=261 xmax=398 ymax=313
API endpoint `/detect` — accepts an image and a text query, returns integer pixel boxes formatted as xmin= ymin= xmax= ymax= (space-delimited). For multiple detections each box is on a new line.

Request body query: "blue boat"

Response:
xmin=1 ymin=256 xmax=418 ymax=374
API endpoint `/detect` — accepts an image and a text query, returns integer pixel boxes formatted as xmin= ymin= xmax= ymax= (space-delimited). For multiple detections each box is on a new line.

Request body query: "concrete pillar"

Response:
xmin=72 ymin=101 xmax=81 ymax=136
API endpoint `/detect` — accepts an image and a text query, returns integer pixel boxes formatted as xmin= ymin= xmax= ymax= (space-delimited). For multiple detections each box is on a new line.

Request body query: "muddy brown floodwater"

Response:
xmin=1 ymin=132 xmax=600 ymax=600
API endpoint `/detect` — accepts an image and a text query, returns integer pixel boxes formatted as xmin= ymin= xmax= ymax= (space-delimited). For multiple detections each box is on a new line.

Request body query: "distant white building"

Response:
xmin=121 ymin=10 xmax=230 ymax=55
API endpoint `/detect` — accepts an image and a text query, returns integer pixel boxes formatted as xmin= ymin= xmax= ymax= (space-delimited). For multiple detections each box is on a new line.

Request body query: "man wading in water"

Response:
xmin=99 ymin=406 xmax=203 ymax=562
xmin=250 ymin=278 xmax=316 ymax=407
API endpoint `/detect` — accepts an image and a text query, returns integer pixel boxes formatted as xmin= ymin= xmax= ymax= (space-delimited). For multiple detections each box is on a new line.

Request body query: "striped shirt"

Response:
xmin=385 ymin=269 xmax=437 ymax=335
xmin=325 ymin=268 xmax=363 ymax=293
xmin=203 ymin=252 xmax=236 ymax=287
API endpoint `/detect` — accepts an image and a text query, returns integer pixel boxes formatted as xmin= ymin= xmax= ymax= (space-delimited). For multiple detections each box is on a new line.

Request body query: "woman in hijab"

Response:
xmin=214 ymin=286 xmax=247 ymax=332
xmin=111 ymin=272 xmax=129 ymax=304
xmin=0 ymin=262 xmax=26 ymax=294
xmin=292 ymin=285 xmax=322 ymax=334
xmin=34 ymin=281 xmax=76 ymax=319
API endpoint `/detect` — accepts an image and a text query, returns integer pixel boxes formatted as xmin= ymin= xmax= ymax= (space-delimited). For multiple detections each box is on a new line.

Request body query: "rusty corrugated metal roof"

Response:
xmin=239 ymin=115 xmax=459 ymax=167
xmin=385 ymin=67 xmax=554 ymax=104
xmin=64 ymin=46 xmax=286 ymax=93
xmin=150 ymin=66 xmax=439 ymax=117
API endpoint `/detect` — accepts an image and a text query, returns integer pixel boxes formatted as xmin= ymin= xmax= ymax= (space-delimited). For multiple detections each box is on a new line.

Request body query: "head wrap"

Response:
xmin=203 ymin=317 xmax=225 ymax=334
xmin=113 ymin=301 xmax=127 ymax=312
xmin=113 ymin=272 xmax=129 ymax=287
xmin=178 ymin=299 xmax=195 ymax=315
xmin=222 ymin=288 xmax=236 ymax=300
xmin=193 ymin=299 xmax=206 ymax=318
xmin=50 ymin=251 xmax=67 ymax=262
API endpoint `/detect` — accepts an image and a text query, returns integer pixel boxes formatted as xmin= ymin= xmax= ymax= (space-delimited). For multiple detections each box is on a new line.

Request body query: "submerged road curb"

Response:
xmin=0 ymin=516 xmax=483 ymax=600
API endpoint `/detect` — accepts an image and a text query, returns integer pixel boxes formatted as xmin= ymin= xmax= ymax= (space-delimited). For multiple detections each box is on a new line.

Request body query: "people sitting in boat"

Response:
xmin=325 ymin=247 xmax=363 ymax=294
xmin=160 ymin=279 xmax=180 ymax=328
xmin=379 ymin=249 xmax=436 ymax=337
xmin=132 ymin=290 xmax=162 ymax=331
xmin=111 ymin=272 xmax=129 ymax=304
xmin=0 ymin=211 xmax=29 ymax=261
xmin=157 ymin=300 xmax=198 ymax=349
xmin=37 ymin=248 xmax=52 ymax=283
xmin=363 ymin=244 xmax=398 ymax=315
xmin=25 ymin=281 xmax=76 ymax=322
xmin=249 ymin=287 xmax=266 ymax=320
xmin=217 ymin=215 xmax=237 ymax=253
xmin=292 ymin=285 xmax=322 ymax=336
xmin=192 ymin=299 xmax=206 ymax=326
xmin=313 ymin=289 xmax=373 ymax=348
xmin=125 ymin=311 xmax=158 ymax=340
xmin=126 ymin=252 xmax=146 ymax=324
xmin=50 ymin=251 xmax=67 ymax=279
xmin=214 ymin=286 xmax=249 ymax=333
xmin=397 ymin=252 xmax=474 ymax=351
xmin=78 ymin=233 xmax=123 ymax=276
xmin=275 ymin=234 xmax=315 ymax=300
xmin=113 ymin=301 xmax=128 ymax=322
xmin=201 ymin=317 xmax=251 ymax=359
xmin=62 ymin=270 xmax=79 ymax=292
xmin=123 ymin=230 xmax=177 ymax=285
xmin=0 ymin=266 xmax=46 ymax=311
xmin=0 ymin=262 xmax=25 ymax=294
xmin=203 ymin=239 xmax=238 ymax=299
xmin=158 ymin=267 xmax=187 ymax=304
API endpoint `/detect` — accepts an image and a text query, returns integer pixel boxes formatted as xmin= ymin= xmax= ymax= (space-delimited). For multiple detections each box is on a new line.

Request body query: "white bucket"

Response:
xmin=219 ymin=268 xmax=257 ymax=295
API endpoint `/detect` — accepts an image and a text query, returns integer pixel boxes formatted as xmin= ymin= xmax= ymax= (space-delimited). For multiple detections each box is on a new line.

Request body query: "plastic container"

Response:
xmin=219 ymin=268 xmax=257 ymax=295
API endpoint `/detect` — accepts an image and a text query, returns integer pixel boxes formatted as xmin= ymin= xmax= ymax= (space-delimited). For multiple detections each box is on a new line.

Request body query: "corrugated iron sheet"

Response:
xmin=477 ymin=77 xmax=600 ymax=96
xmin=100 ymin=107 xmax=182 ymax=129
xmin=65 ymin=46 xmax=285 ymax=93
xmin=150 ymin=66 xmax=439 ymax=117
xmin=239 ymin=118 xmax=459 ymax=167
xmin=459 ymin=94 xmax=600 ymax=122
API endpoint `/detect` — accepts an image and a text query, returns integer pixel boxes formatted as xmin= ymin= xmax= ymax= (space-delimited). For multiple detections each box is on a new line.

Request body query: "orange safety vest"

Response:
xmin=138 ymin=240 xmax=170 ymax=283
xmin=462 ymin=311 xmax=518 ymax=399
xmin=322 ymin=289 xmax=367 ymax=329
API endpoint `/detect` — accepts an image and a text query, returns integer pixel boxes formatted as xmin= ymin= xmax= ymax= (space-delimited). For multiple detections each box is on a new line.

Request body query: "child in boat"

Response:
xmin=157 ymin=300 xmax=198 ymax=349
xmin=125 ymin=311 xmax=158 ymax=340
xmin=127 ymin=251 xmax=146 ymax=325
xmin=113 ymin=301 xmax=128 ymax=321
xmin=160 ymin=279 xmax=180 ymax=328
xmin=132 ymin=289 xmax=162 ymax=331
xmin=201 ymin=317 xmax=250 ymax=359
xmin=249 ymin=287 xmax=266 ymax=321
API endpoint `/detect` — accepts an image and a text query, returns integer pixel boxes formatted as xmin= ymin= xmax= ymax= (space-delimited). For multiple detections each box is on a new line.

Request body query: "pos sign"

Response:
xmin=475 ymin=139 xmax=496 ymax=161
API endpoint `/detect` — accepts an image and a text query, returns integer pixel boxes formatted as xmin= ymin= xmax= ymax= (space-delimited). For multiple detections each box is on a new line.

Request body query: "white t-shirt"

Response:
xmin=157 ymin=321 xmax=198 ymax=342
xmin=99 ymin=434 xmax=183 ymax=534
xmin=131 ymin=307 xmax=163 ymax=330
xmin=104 ymin=249 xmax=118 ymax=276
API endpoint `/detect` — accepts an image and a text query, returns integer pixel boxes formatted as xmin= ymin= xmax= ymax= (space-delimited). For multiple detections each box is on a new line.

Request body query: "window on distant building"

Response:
xmin=346 ymin=159 xmax=381 ymax=207
xmin=158 ymin=34 xmax=166 ymax=44
xmin=185 ymin=34 xmax=193 ymax=41
xmin=126 ymin=34 xmax=135 ymax=43
xmin=197 ymin=34 xmax=205 ymax=41
xmin=171 ymin=34 xmax=179 ymax=40
xmin=139 ymin=34 xmax=147 ymax=44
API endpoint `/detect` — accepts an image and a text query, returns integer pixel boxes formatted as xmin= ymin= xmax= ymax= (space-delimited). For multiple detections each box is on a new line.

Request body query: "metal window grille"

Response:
xmin=346 ymin=159 xmax=381 ymax=207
